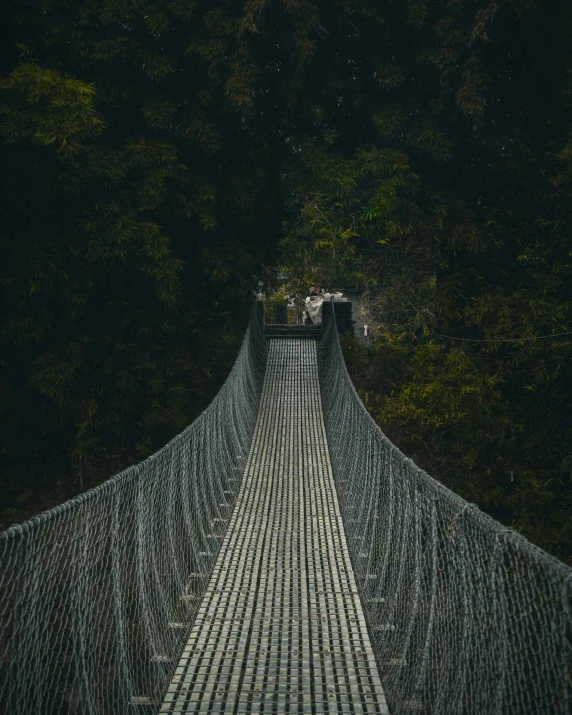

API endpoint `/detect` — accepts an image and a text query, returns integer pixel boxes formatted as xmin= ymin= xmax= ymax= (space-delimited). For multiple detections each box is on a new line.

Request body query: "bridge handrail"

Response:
xmin=0 ymin=306 xmax=267 ymax=715
xmin=319 ymin=298 xmax=572 ymax=714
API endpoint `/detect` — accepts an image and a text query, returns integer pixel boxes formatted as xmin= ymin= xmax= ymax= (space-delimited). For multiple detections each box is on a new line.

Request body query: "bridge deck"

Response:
xmin=160 ymin=340 xmax=388 ymax=714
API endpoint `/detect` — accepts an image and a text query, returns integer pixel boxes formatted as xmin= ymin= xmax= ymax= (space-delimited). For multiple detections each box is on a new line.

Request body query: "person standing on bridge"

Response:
xmin=305 ymin=287 xmax=323 ymax=325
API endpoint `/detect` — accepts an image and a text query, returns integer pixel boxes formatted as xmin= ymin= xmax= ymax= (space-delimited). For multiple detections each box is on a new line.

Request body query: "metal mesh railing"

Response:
xmin=0 ymin=306 xmax=267 ymax=715
xmin=2 ymin=299 xmax=571 ymax=715
xmin=319 ymin=301 xmax=572 ymax=714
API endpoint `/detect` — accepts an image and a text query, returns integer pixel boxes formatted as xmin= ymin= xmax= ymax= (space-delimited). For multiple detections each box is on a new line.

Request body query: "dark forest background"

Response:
xmin=1 ymin=0 xmax=571 ymax=564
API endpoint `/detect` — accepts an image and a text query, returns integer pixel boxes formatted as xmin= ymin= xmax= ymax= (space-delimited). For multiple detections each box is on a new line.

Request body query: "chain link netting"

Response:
xmin=319 ymin=303 xmax=572 ymax=715
xmin=0 ymin=307 xmax=267 ymax=715
xmin=2 ymin=301 xmax=571 ymax=715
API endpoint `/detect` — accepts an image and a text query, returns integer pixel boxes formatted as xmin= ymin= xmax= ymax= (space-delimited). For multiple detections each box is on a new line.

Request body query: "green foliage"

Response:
xmin=265 ymin=290 xmax=288 ymax=324
xmin=277 ymin=0 xmax=572 ymax=562
xmin=0 ymin=0 xmax=284 ymax=524
xmin=1 ymin=0 xmax=571 ymax=564
xmin=342 ymin=332 xmax=572 ymax=564
xmin=0 ymin=62 xmax=105 ymax=155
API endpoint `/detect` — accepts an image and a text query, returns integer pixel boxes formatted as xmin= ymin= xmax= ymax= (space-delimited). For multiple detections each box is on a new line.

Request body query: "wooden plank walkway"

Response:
xmin=160 ymin=340 xmax=388 ymax=714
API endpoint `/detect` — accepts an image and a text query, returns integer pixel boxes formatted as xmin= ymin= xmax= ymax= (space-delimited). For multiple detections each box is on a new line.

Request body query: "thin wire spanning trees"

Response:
xmin=319 ymin=304 xmax=572 ymax=715
xmin=0 ymin=307 xmax=267 ymax=715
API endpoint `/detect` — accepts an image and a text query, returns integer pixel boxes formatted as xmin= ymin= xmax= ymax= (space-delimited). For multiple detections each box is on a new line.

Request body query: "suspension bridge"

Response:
xmin=1 ymin=303 xmax=570 ymax=714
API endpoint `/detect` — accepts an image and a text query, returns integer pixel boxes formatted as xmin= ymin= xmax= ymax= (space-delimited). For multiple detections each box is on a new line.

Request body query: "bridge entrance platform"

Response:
xmin=160 ymin=339 xmax=388 ymax=714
